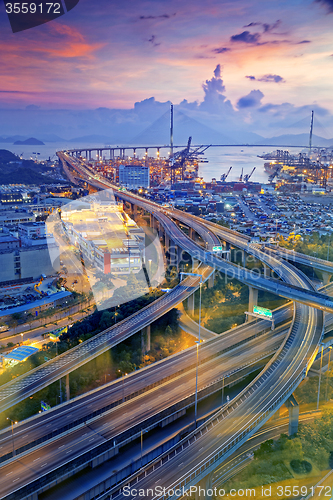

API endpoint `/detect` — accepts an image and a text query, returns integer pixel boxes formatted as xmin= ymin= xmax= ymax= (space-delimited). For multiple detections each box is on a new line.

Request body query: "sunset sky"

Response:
xmin=1 ymin=0 xmax=333 ymax=138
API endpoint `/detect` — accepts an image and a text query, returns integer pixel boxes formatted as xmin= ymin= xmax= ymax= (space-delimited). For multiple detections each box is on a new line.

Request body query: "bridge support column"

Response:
xmin=169 ymin=241 xmax=179 ymax=270
xmin=178 ymin=247 xmax=186 ymax=272
xmin=131 ymin=203 xmax=138 ymax=222
xmin=248 ymin=286 xmax=258 ymax=319
xmin=242 ymin=250 xmax=247 ymax=267
xmin=192 ymin=257 xmax=199 ymax=272
xmin=187 ymin=294 xmax=195 ymax=315
xmin=66 ymin=373 xmax=70 ymax=401
xmin=322 ymin=272 xmax=332 ymax=285
xmin=141 ymin=325 xmax=151 ymax=353
xmin=194 ymin=471 xmax=214 ymax=500
xmin=150 ymin=214 xmax=156 ymax=231
xmin=189 ymin=227 xmax=195 ymax=240
xmin=285 ymin=395 xmax=299 ymax=435
xmin=208 ymin=270 xmax=215 ymax=289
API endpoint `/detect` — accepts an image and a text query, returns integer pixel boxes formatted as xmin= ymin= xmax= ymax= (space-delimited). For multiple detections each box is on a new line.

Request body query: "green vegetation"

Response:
xmin=186 ymin=273 xmax=285 ymax=333
xmin=0 ymin=284 xmax=192 ymax=429
xmin=224 ymin=410 xmax=333 ymax=493
xmin=278 ymin=232 xmax=333 ymax=262
xmin=0 ymin=149 xmax=60 ymax=184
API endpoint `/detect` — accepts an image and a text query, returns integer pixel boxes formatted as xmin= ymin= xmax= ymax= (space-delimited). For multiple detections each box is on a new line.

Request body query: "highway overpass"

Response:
xmin=58 ymin=153 xmax=325 ymax=500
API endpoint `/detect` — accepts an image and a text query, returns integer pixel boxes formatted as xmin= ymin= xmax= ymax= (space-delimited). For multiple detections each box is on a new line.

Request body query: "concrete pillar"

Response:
xmin=195 ymin=471 xmax=214 ymax=500
xmin=150 ymin=214 xmax=156 ymax=230
xmin=141 ymin=325 xmax=151 ymax=353
xmin=248 ymin=286 xmax=258 ymax=315
xmin=189 ymin=227 xmax=195 ymax=240
xmin=242 ymin=250 xmax=246 ymax=268
xmin=177 ymin=246 xmax=183 ymax=271
xmin=192 ymin=257 xmax=199 ymax=272
xmin=169 ymin=241 xmax=178 ymax=268
xmin=208 ymin=271 xmax=215 ymax=289
xmin=66 ymin=373 xmax=70 ymax=402
xmin=322 ymin=272 xmax=332 ymax=285
xmin=187 ymin=294 xmax=195 ymax=315
xmin=285 ymin=395 xmax=299 ymax=435
xmin=132 ymin=204 xmax=138 ymax=222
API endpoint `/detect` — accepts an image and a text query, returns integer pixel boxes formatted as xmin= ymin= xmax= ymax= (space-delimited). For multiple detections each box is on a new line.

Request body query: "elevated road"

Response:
xmin=58 ymin=155 xmax=326 ymax=500
xmin=0 ymin=326 xmax=286 ymax=499
xmin=0 ymin=267 xmax=213 ymax=414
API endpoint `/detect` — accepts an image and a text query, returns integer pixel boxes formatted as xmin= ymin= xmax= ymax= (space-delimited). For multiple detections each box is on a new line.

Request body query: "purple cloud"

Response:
xmin=237 ymin=90 xmax=264 ymax=108
xmin=315 ymin=0 xmax=333 ymax=13
xmin=243 ymin=20 xmax=281 ymax=33
xmin=230 ymin=31 xmax=261 ymax=44
xmin=212 ymin=47 xmax=230 ymax=54
xmin=259 ymin=74 xmax=285 ymax=83
xmin=246 ymin=74 xmax=285 ymax=83
xmin=139 ymin=13 xmax=176 ymax=20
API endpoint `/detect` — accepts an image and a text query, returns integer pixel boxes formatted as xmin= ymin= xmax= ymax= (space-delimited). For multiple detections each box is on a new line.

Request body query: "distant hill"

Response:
xmin=14 ymin=137 xmax=45 ymax=146
xmin=132 ymin=110 xmax=235 ymax=145
xmin=69 ymin=134 xmax=114 ymax=144
xmin=0 ymin=149 xmax=62 ymax=185
xmin=0 ymin=150 xmax=19 ymax=162
xmin=0 ymin=135 xmax=28 ymax=143
xmin=255 ymin=133 xmax=333 ymax=147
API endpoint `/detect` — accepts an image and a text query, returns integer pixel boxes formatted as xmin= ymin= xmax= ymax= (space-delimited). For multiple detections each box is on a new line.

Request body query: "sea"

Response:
xmin=8 ymin=142 xmax=304 ymax=185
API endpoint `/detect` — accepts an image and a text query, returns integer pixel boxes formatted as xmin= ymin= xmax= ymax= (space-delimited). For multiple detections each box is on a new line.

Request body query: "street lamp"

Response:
xmin=325 ymin=346 xmax=332 ymax=401
xmin=6 ymin=418 xmax=17 ymax=456
xmin=118 ymin=370 xmax=128 ymax=402
xmin=317 ymin=344 xmax=324 ymax=409
xmin=140 ymin=428 xmax=148 ymax=467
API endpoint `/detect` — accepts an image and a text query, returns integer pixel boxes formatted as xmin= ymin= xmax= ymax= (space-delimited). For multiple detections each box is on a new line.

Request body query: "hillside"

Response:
xmin=0 ymin=149 xmax=60 ymax=185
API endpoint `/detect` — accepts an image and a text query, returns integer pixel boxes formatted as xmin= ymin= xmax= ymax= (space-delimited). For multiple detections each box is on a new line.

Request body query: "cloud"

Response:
xmin=200 ymin=64 xmax=231 ymax=113
xmin=212 ymin=47 xmax=231 ymax=54
xmin=214 ymin=64 xmax=222 ymax=78
xmin=246 ymin=74 xmax=285 ymax=83
xmin=148 ymin=35 xmax=160 ymax=47
xmin=230 ymin=31 xmax=261 ymax=44
xmin=297 ymin=40 xmax=311 ymax=44
xmin=237 ymin=90 xmax=264 ymax=108
xmin=243 ymin=20 xmax=281 ymax=33
xmin=262 ymin=20 xmax=281 ymax=33
xmin=259 ymin=74 xmax=285 ymax=83
xmin=315 ymin=0 xmax=333 ymax=13
xmin=139 ymin=13 xmax=176 ymax=20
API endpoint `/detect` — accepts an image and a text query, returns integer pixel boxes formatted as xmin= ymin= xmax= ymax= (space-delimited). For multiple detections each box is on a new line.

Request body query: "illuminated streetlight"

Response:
xmin=6 ymin=418 xmax=17 ymax=456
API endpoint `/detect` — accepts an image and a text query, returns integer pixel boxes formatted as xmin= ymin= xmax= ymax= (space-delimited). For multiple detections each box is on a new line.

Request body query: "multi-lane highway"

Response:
xmin=0 ymin=322 xmax=287 ymax=499
xmin=0 ymin=151 xmax=322 ymax=500
xmin=58 ymin=154 xmax=325 ymax=500
xmin=0 ymin=267 xmax=215 ymax=414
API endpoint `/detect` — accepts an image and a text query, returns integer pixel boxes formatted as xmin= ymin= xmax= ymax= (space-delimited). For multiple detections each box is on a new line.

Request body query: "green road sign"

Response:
xmin=212 ymin=246 xmax=223 ymax=252
xmin=253 ymin=306 xmax=273 ymax=319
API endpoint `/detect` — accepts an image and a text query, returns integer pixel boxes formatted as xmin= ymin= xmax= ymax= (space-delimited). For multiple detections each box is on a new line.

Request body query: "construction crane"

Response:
xmin=309 ymin=110 xmax=314 ymax=154
xmin=169 ymin=136 xmax=210 ymax=183
xmin=238 ymin=168 xmax=243 ymax=182
xmin=268 ymin=167 xmax=281 ymax=183
xmin=244 ymin=167 xmax=256 ymax=183
xmin=220 ymin=166 xmax=232 ymax=182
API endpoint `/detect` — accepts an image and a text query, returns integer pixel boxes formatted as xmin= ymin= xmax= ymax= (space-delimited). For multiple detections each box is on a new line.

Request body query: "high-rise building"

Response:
xmin=118 ymin=165 xmax=150 ymax=189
